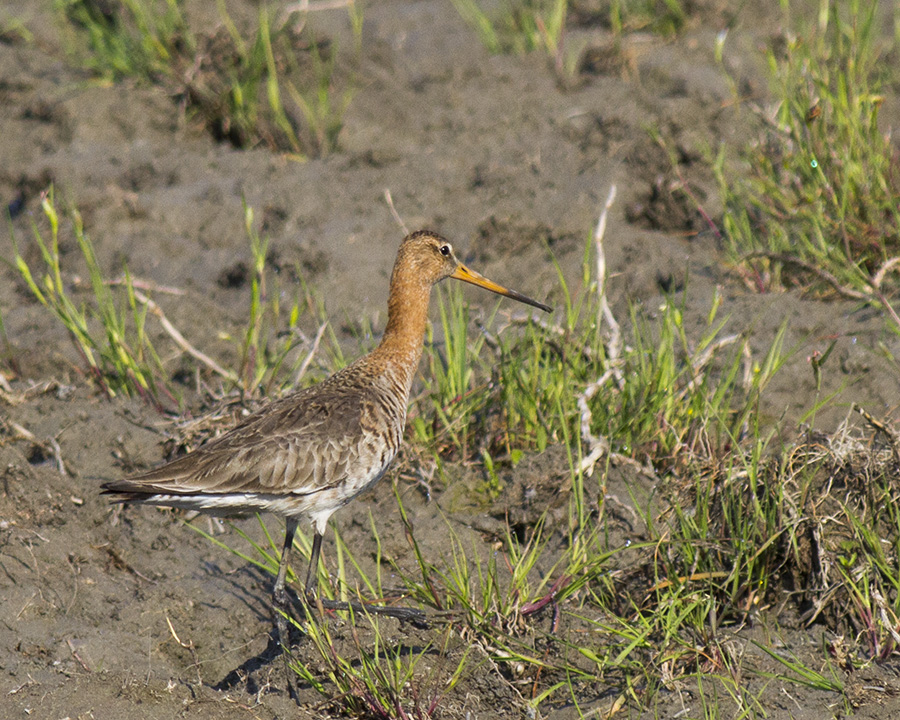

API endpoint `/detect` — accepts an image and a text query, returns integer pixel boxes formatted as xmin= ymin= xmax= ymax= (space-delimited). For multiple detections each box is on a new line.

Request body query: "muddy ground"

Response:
xmin=1 ymin=0 xmax=900 ymax=718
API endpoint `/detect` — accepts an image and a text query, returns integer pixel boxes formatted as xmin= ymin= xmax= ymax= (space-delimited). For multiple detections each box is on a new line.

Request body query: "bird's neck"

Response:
xmin=370 ymin=276 xmax=432 ymax=393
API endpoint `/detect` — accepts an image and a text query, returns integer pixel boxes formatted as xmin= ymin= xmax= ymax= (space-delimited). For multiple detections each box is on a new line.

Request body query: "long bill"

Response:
xmin=451 ymin=264 xmax=552 ymax=313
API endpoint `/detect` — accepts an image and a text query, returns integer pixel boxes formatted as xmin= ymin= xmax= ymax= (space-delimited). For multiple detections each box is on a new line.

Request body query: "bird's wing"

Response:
xmin=105 ymin=385 xmax=384 ymax=499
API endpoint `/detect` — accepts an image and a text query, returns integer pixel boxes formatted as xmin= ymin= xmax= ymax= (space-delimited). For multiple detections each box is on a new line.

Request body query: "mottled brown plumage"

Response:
xmin=102 ymin=230 xmax=551 ymax=660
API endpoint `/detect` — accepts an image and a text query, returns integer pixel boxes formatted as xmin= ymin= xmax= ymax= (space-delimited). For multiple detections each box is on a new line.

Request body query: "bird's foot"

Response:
xmin=304 ymin=592 xmax=429 ymax=628
xmin=273 ymin=610 xmax=300 ymax=702
xmin=274 ymin=581 xmax=289 ymax=613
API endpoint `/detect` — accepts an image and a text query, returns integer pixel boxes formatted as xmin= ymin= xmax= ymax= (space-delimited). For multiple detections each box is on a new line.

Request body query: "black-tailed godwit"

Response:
xmin=102 ymin=230 xmax=551 ymax=666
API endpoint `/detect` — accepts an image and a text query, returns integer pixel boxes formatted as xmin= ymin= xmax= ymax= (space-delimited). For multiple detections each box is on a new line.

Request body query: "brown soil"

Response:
xmin=2 ymin=1 xmax=900 ymax=718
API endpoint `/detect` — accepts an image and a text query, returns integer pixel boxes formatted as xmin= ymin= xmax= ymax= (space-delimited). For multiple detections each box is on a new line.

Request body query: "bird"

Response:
xmin=102 ymin=230 xmax=551 ymax=661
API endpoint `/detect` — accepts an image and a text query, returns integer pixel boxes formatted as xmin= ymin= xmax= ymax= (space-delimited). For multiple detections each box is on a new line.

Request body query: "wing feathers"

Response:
xmin=103 ymin=378 xmax=397 ymax=506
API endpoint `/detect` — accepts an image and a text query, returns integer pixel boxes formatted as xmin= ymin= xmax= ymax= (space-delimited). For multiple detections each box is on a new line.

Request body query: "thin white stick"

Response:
xmin=384 ymin=189 xmax=409 ymax=236
xmin=594 ymin=185 xmax=623 ymax=389
xmin=576 ymin=370 xmax=614 ymax=476
xmin=575 ymin=185 xmax=622 ymax=476
xmin=294 ymin=321 xmax=328 ymax=385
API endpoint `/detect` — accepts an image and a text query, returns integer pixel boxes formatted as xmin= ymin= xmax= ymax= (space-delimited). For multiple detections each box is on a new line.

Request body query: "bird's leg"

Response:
xmin=274 ymin=517 xmax=298 ymax=624
xmin=301 ymin=528 xmax=428 ymax=627
xmin=304 ymin=530 xmax=323 ymax=604
xmin=274 ymin=517 xmax=298 ymax=699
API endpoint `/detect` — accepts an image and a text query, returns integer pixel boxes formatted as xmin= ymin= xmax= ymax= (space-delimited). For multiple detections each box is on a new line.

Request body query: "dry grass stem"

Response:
xmin=870 ymin=287 xmax=900 ymax=333
xmin=870 ymin=257 xmax=900 ymax=289
xmin=66 ymin=639 xmax=92 ymax=673
xmin=853 ymin=403 xmax=900 ymax=466
xmin=108 ymin=276 xmax=186 ymax=296
xmin=0 ymin=379 xmax=72 ymax=406
xmin=294 ymin=321 xmax=328 ymax=385
xmin=132 ymin=289 xmax=239 ymax=384
xmin=1 ymin=417 xmax=71 ymax=475
xmin=683 ymin=334 xmax=741 ymax=394
xmin=283 ymin=0 xmax=356 ymax=14
xmin=740 ymin=251 xmax=868 ymax=300
xmin=383 ymin=188 xmax=410 ymax=236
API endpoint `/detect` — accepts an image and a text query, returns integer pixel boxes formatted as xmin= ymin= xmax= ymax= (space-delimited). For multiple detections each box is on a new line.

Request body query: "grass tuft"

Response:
xmin=451 ymin=0 xmax=568 ymax=58
xmin=414 ymin=230 xmax=789 ymax=482
xmin=9 ymin=188 xmax=175 ymax=409
xmin=609 ymin=0 xmax=686 ymax=37
xmin=8 ymin=190 xmax=333 ymax=409
xmin=56 ymin=0 xmax=361 ymax=156
xmin=231 ymin=200 xmax=333 ymax=398
xmin=716 ymin=0 xmax=900 ymax=317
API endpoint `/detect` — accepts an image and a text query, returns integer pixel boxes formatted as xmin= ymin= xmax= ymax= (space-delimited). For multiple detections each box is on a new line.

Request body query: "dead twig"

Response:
xmin=0 ymin=379 xmax=74 ymax=407
xmin=282 ymin=0 xmax=355 ymax=15
xmin=108 ymin=275 xmax=186 ymax=296
xmin=740 ymin=251 xmax=868 ymax=300
xmin=682 ymin=334 xmax=742 ymax=395
xmin=294 ymin=321 xmax=328 ymax=386
xmin=577 ymin=186 xmax=621 ymax=477
xmin=383 ymin=188 xmax=410 ymax=236
xmin=7 ymin=676 xmax=37 ymax=696
xmin=166 ymin=614 xmax=203 ymax=685
xmin=743 ymin=251 xmax=900 ymax=334
xmin=853 ymin=404 xmax=900 ymax=467
xmin=871 ymin=256 xmax=900 ymax=289
xmin=577 ymin=371 xmax=614 ymax=477
xmin=67 ymin=638 xmax=92 ymax=673
xmin=869 ymin=286 xmax=900 ymax=335
xmin=0 ymin=418 xmax=72 ymax=476
xmin=131 ymin=289 xmax=239 ymax=385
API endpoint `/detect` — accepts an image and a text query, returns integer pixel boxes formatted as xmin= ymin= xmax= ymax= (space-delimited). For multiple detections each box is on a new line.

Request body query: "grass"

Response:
xmin=715 ymin=0 xmax=900 ymax=320
xmin=55 ymin=0 xmax=361 ymax=157
xmin=268 ymin=216 xmax=899 ymax=714
xmin=413 ymin=226 xmax=789 ymax=482
xmin=223 ymin=408 xmax=895 ymax=716
xmin=609 ymin=0 xmax=686 ymax=37
xmin=56 ymin=0 xmax=191 ymax=80
xmin=9 ymin=188 xmax=174 ymax=409
xmin=230 ymin=201 xmax=335 ymax=398
xmin=451 ymin=0 xmax=568 ymax=58
xmin=169 ymin=201 xmax=883 ymax=716
xmin=6 ymin=3 xmax=899 ymax=716
xmin=451 ymin=0 xmax=688 ymax=72
xmin=10 ymin=195 xmax=896 ymax=717
xmin=7 ymin=189 xmax=335 ymax=409
xmin=289 ymin=609 xmax=471 ymax=718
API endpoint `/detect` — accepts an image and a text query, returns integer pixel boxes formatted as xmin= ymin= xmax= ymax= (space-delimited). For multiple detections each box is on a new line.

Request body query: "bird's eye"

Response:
xmin=440 ymin=244 xmax=451 ymax=256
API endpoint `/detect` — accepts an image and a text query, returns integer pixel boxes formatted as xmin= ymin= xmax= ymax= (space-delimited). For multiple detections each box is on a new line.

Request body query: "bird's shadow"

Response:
xmin=206 ymin=562 xmax=431 ymax=696
xmin=205 ymin=563 xmax=307 ymax=693
xmin=214 ymin=630 xmax=285 ymax=694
